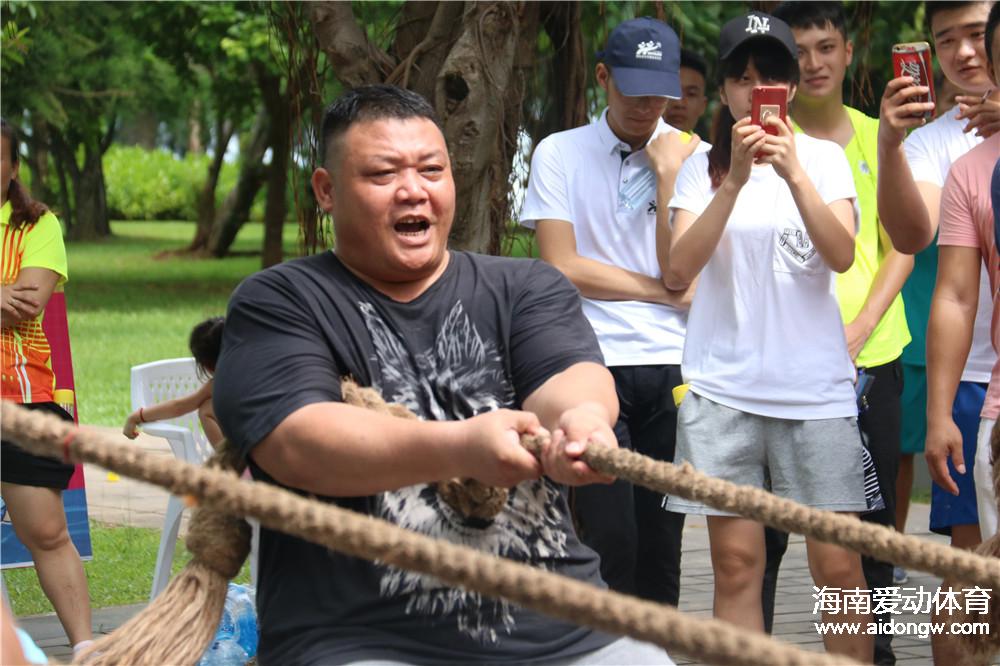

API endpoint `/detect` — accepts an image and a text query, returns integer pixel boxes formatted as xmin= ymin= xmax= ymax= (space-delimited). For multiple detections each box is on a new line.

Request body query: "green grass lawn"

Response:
xmin=67 ymin=221 xmax=300 ymax=427
xmin=4 ymin=521 xmax=250 ymax=616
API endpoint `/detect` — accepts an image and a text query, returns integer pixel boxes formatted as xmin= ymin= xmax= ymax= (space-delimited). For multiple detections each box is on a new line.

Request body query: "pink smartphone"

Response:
xmin=751 ymin=86 xmax=788 ymax=158
xmin=751 ymin=86 xmax=788 ymax=135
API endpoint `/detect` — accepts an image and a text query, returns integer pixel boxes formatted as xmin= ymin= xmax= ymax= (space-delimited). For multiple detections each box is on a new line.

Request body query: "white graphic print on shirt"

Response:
xmin=359 ymin=300 xmax=569 ymax=644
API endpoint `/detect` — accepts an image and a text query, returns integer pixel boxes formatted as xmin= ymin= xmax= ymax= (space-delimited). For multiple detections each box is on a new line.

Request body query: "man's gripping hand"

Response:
xmin=455 ymin=409 xmax=545 ymax=487
xmin=541 ymin=402 xmax=617 ymax=486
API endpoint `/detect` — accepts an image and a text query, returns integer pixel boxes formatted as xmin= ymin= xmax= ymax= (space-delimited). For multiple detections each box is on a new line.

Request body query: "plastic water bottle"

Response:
xmin=198 ymin=584 xmax=258 ymax=666
xmin=198 ymin=634 xmax=247 ymax=666
xmin=229 ymin=584 xmax=259 ymax=659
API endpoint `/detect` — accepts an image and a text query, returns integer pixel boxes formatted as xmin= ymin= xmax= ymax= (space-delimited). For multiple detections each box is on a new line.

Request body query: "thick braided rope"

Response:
xmin=2 ymin=402 xmax=853 ymax=666
xmin=579 ymin=445 xmax=1000 ymax=588
xmin=340 ymin=380 xmax=1000 ymax=587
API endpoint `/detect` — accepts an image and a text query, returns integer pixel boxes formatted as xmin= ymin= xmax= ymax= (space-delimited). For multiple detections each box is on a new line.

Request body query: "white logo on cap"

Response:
xmin=635 ymin=41 xmax=663 ymax=60
xmin=746 ymin=15 xmax=770 ymax=34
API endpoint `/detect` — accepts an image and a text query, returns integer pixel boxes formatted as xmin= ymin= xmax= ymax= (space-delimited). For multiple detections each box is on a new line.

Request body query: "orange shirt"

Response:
xmin=1 ymin=202 xmax=68 ymax=403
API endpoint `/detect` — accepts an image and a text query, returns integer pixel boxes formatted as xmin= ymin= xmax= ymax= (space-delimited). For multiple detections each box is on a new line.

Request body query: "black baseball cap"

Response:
xmin=597 ymin=17 xmax=681 ymax=98
xmin=719 ymin=12 xmax=798 ymax=61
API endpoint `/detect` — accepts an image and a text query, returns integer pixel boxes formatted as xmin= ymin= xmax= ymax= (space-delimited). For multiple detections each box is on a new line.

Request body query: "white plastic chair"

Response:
xmin=130 ymin=357 xmax=258 ymax=600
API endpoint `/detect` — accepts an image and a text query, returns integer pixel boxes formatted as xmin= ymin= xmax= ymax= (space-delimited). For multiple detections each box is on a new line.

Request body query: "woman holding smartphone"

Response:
xmin=656 ymin=12 xmax=872 ymax=661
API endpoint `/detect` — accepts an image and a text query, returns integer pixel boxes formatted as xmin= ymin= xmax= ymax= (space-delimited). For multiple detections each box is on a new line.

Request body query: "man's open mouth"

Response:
xmin=395 ymin=217 xmax=430 ymax=236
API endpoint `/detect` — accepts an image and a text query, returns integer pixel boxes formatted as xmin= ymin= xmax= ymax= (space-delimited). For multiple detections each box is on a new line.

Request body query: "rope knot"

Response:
xmin=185 ymin=439 xmax=252 ymax=578
xmin=186 ymin=507 xmax=251 ymax=579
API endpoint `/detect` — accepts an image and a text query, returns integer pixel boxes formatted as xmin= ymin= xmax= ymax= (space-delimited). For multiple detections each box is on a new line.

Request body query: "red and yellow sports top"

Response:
xmin=1 ymin=201 xmax=68 ymax=404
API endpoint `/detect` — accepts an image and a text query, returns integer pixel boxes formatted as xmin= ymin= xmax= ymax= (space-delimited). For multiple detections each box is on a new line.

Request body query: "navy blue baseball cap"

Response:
xmin=597 ymin=17 xmax=681 ymax=98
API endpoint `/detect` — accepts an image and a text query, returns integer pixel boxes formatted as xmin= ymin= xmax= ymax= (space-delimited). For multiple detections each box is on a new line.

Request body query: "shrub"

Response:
xmin=104 ymin=146 xmax=249 ymax=221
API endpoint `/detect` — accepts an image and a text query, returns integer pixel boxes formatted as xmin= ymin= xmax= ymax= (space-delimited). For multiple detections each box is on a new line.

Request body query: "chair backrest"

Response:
xmin=129 ymin=357 xmax=213 ymax=464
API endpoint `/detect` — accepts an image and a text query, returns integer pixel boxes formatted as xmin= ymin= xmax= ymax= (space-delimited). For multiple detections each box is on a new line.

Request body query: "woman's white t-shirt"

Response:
xmin=670 ymin=134 xmax=858 ymax=419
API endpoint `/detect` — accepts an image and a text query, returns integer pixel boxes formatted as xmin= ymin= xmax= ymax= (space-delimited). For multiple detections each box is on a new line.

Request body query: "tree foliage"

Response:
xmin=2 ymin=0 xmax=935 ymax=257
xmin=2 ymin=1 xmax=186 ymax=239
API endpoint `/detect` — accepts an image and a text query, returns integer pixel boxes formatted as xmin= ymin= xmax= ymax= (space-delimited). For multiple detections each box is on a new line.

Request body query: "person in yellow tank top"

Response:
xmin=0 ymin=118 xmax=92 ymax=655
xmin=767 ymin=5 xmax=914 ymax=664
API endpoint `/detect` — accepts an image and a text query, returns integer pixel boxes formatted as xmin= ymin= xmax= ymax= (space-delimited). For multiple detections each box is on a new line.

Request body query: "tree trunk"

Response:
xmin=310 ymin=2 xmax=393 ymax=87
xmin=24 ymin=120 xmax=57 ymax=206
xmin=49 ymin=132 xmax=75 ymax=232
xmin=188 ymin=99 xmax=204 ymax=155
xmin=437 ymin=2 xmax=521 ymax=253
xmin=388 ymin=1 xmax=465 ymax=99
xmin=207 ymin=112 xmax=271 ymax=257
xmin=543 ymin=2 xmax=588 ymax=132
xmin=260 ymin=70 xmax=290 ymax=268
xmin=68 ymin=139 xmax=111 ymax=240
xmin=189 ymin=114 xmax=235 ymax=253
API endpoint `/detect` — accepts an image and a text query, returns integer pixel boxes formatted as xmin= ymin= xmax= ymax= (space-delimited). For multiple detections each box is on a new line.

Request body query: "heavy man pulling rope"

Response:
xmin=3 ymin=395 xmax=1000 ymax=665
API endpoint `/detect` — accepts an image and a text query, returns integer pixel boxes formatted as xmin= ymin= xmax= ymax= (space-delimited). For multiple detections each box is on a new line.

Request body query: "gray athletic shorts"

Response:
xmin=664 ymin=392 xmax=869 ymax=516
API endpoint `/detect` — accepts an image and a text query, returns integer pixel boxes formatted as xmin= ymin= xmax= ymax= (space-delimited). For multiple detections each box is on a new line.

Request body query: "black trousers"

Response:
xmin=572 ymin=364 xmax=686 ymax=605
xmin=763 ymin=359 xmax=902 ymax=664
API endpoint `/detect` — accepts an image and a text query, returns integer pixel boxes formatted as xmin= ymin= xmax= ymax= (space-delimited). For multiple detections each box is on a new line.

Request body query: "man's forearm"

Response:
xmin=850 ymin=249 xmax=914 ymax=335
xmin=876 ymin=144 xmax=934 ymax=254
xmin=926 ymin=297 xmax=975 ymax=425
xmin=251 ymin=401 xmax=464 ymax=497
xmin=522 ymin=362 xmax=618 ymax=433
xmin=554 ymin=254 xmax=685 ymax=306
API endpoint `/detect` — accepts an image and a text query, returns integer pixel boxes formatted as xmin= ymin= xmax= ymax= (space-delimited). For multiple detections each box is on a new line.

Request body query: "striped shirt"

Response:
xmin=1 ymin=202 xmax=68 ymax=403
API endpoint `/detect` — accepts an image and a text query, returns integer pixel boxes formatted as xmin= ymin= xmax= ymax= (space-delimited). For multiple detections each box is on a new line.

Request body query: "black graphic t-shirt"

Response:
xmin=214 ymin=251 xmax=612 ymax=665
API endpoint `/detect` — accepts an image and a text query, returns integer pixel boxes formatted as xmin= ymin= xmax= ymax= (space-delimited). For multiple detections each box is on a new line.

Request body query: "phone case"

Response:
xmin=751 ymin=86 xmax=788 ymax=137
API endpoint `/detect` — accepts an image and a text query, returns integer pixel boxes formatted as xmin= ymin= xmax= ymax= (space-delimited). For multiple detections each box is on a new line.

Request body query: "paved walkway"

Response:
xmin=14 ymin=427 xmax=948 ymax=663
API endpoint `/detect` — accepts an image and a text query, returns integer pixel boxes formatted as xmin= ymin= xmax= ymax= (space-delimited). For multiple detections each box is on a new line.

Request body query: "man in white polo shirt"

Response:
xmin=520 ymin=17 xmax=705 ymax=606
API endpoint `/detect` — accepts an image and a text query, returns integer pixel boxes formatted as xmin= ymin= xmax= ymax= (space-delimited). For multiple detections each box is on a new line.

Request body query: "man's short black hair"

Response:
xmin=772 ymin=1 xmax=848 ymax=40
xmin=925 ymin=2 xmax=989 ymax=34
xmin=987 ymin=1 xmax=1000 ymax=66
xmin=320 ymin=84 xmax=442 ymax=166
xmin=680 ymin=49 xmax=709 ymax=82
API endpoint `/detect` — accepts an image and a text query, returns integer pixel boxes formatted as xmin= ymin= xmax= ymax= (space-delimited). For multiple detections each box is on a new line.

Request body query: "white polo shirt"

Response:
xmin=519 ymin=110 xmax=709 ymax=366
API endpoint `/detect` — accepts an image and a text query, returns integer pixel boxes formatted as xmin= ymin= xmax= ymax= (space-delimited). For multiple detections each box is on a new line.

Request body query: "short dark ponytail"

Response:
xmin=189 ymin=316 xmax=225 ymax=378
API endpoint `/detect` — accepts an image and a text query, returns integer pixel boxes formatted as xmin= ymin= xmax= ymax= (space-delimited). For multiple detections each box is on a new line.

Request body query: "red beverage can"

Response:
xmin=892 ymin=41 xmax=936 ymax=120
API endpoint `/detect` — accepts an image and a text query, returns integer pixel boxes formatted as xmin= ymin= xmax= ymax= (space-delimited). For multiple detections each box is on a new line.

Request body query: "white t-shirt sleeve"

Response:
xmin=810 ymin=138 xmax=857 ymax=205
xmin=519 ymin=137 xmax=571 ymax=229
xmin=668 ymin=152 xmax=711 ymax=218
xmin=903 ymin=125 xmax=945 ymax=187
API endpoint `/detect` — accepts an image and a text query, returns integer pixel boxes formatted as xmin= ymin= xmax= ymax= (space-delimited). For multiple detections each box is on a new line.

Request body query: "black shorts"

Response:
xmin=1 ymin=402 xmax=75 ymax=489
